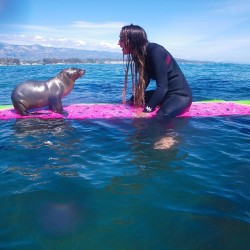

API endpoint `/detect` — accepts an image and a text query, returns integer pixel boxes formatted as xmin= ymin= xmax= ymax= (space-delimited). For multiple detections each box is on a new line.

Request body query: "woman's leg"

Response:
xmin=153 ymin=95 xmax=191 ymax=149
xmin=157 ymin=95 xmax=192 ymax=118
xmin=145 ymin=90 xmax=192 ymax=119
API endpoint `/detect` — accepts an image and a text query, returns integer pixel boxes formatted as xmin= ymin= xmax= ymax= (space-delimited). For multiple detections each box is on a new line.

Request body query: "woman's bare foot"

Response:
xmin=154 ymin=136 xmax=177 ymax=149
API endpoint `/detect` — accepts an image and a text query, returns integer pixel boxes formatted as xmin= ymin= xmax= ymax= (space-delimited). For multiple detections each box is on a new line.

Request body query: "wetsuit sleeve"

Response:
xmin=143 ymin=48 xmax=169 ymax=112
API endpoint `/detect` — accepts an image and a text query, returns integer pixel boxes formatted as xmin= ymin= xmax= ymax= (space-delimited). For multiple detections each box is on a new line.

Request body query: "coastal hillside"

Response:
xmin=0 ymin=42 xmax=122 ymax=61
xmin=0 ymin=42 xmax=212 ymax=65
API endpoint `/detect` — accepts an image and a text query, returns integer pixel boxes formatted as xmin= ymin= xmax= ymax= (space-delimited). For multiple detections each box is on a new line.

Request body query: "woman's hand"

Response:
xmin=134 ymin=111 xmax=150 ymax=118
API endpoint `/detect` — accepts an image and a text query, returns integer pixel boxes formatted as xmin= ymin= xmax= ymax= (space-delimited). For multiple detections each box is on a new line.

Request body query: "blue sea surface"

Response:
xmin=0 ymin=63 xmax=250 ymax=250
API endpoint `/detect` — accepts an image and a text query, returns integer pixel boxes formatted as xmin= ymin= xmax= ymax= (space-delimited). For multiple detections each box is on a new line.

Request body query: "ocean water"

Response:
xmin=0 ymin=63 xmax=250 ymax=250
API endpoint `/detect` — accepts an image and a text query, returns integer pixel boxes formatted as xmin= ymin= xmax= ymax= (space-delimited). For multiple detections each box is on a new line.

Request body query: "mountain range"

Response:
xmin=0 ymin=42 xmax=123 ymax=60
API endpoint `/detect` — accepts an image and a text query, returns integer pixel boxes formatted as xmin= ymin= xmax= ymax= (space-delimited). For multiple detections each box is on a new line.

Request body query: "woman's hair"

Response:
xmin=121 ymin=24 xmax=148 ymax=107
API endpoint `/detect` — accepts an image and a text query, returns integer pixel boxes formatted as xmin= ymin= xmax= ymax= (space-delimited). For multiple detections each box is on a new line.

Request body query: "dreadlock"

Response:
xmin=121 ymin=24 xmax=148 ymax=107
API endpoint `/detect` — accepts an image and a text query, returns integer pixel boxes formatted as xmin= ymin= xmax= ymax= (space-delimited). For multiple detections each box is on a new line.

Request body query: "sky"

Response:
xmin=0 ymin=0 xmax=250 ymax=63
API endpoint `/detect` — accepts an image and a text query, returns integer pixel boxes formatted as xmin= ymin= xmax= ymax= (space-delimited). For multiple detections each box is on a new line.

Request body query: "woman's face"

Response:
xmin=118 ymin=31 xmax=130 ymax=55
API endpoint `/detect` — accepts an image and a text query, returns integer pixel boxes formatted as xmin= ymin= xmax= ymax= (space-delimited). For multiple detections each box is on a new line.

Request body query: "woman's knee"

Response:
xmin=157 ymin=96 xmax=192 ymax=118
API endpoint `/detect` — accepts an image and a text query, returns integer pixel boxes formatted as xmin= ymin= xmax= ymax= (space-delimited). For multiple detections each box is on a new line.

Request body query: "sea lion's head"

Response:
xmin=60 ymin=68 xmax=86 ymax=81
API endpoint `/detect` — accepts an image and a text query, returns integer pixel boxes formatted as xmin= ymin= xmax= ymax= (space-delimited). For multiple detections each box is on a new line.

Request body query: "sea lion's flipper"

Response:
xmin=49 ymin=96 xmax=63 ymax=114
xmin=12 ymin=100 xmax=29 ymax=116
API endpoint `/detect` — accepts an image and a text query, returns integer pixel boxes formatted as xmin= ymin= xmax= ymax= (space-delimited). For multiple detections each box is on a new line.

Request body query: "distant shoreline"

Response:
xmin=1 ymin=57 xmax=246 ymax=66
xmin=0 ymin=57 xmax=217 ymax=66
xmin=0 ymin=61 xmax=125 ymax=66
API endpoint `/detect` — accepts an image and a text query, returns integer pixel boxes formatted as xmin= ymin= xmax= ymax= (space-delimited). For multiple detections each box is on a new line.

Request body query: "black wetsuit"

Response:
xmin=140 ymin=43 xmax=192 ymax=118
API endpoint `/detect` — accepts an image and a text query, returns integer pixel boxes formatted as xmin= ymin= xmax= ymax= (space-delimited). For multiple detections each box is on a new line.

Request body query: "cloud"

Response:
xmin=0 ymin=20 xmax=124 ymax=51
xmin=0 ymin=32 xmax=121 ymax=52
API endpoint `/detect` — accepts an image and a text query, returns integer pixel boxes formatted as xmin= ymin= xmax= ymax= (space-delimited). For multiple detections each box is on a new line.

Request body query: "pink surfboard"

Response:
xmin=0 ymin=101 xmax=249 ymax=120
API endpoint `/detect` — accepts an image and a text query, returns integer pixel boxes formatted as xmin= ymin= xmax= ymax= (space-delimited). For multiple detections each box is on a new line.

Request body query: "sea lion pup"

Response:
xmin=11 ymin=67 xmax=86 ymax=116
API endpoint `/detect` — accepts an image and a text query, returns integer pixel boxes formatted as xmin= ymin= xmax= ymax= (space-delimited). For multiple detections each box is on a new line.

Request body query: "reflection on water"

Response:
xmin=128 ymin=118 xmax=190 ymax=172
xmin=5 ymin=119 xmax=82 ymax=183
xmin=12 ymin=119 xmax=69 ymax=141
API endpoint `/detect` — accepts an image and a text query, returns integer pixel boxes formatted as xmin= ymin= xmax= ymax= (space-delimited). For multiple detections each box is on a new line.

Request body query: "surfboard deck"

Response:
xmin=0 ymin=101 xmax=249 ymax=120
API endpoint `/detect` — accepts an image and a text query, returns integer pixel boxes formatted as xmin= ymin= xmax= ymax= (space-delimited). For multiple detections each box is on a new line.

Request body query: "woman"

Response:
xmin=118 ymin=24 xmax=192 ymax=149
xmin=118 ymin=24 xmax=192 ymax=119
